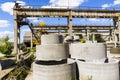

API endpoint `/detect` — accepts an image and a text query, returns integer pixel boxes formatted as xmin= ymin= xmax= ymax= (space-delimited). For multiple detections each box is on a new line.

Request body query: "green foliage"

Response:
xmin=87 ymin=76 xmax=93 ymax=80
xmin=70 ymin=77 xmax=76 ymax=80
xmin=76 ymin=34 xmax=83 ymax=39
xmin=95 ymin=34 xmax=105 ymax=42
xmin=30 ymin=47 xmax=36 ymax=52
xmin=0 ymin=36 xmax=13 ymax=56
xmin=25 ymin=54 xmax=35 ymax=67
xmin=89 ymin=34 xmax=105 ymax=42
xmin=8 ymin=65 xmax=29 ymax=80
xmin=20 ymin=43 xmax=27 ymax=52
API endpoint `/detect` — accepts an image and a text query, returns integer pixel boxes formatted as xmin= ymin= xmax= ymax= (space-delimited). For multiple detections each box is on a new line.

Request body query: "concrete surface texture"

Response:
xmin=33 ymin=59 xmax=76 ymax=80
xmin=41 ymin=34 xmax=63 ymax=45
xmin=77 ymin=59 xmax=119 ymax=80
xmin=33 ymin=34 xmax=77 ymax=80
xmin=70 ymin=43 xmax=107 ymax=61
xmin=36 ymin=44 xmax=68 ymax=60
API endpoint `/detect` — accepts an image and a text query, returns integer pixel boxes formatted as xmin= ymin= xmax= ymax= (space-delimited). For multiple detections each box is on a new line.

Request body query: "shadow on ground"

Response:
xmin=0 ymin=59 xmax=15 ymax=70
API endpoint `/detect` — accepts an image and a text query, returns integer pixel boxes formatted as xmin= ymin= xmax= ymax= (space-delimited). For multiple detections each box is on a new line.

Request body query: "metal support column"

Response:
xmin=86 ymin=29 xmax=89 ymax=41
xmin=31 ymin=32 xmax=33 ymax=49
xmin=68 ymin=10 xmax=72 ymax=36
xmin=109 ymin=29 xmax=112 ymax=41
xmin=13 ymin=10 xmax=20 ymax=61
xmin=118 ymin=16 xmax=120 ymax=42
xmin=92 ymin=33 xmax=95 ymax=43
xmin=18 ymin=26 xmax=20 ymax=53
xmin=14 ymin=19 xmax=18 ymax=54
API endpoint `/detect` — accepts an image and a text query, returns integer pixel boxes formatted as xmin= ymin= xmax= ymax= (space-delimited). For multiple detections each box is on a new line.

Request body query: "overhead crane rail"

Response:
xmin=14 ymin=8 xmax=120 ymax=18
xmin=31 ymin=25 xmax=114 ymax=30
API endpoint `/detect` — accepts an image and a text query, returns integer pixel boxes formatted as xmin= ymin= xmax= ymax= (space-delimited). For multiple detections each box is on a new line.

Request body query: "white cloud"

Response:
xmin=0 ymin=1 xmax=26 ymax=15
xmin=102 ymin=4 xmax=111 ymax=9
xmin=114 ymin=0 xmax=120 ymax=5
xmin=87 ymin=18 xmax=113 ymax=26
xmin=88 ymin=18 xmax=100 ymax=22
xmin=27 ymin=17 xmax=39 ymax=22
xmin=0 ymin=2 xmax=14 ymax=15
xmin=33 ymin=19 xmax=40 ymax=23
xmin=42 ymin=0 xmax=86 ymax=8
xmin=0 ymin=20 xmax=10 ymax=28
xmin=50 ymin=0 xmax=56 ymax=3
xmin=27 ymin=17 xmax=37 ymax=20
xmin=102 ymin=0 xmax=120 ymax=9
xmin=27 ymin=17 xmax=43 ymax=23
xmin=0 ymin=31 xmax=14 ymax=42
xmin=22 ymin=28 xmax=30 ymax=32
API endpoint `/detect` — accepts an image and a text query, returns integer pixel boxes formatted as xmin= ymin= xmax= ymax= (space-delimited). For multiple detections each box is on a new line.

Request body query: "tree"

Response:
xmin=89 ymin=30 xmax=105 ymax=42
xmin=95 ymin=34 xmax=105 ymax=42
xmin=0 ymin=36 xmax=13 ymax=56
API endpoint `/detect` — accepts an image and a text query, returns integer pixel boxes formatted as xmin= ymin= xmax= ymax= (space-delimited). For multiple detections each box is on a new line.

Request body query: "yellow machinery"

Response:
xmin=32 ymin=21 xmax=47 ymax=45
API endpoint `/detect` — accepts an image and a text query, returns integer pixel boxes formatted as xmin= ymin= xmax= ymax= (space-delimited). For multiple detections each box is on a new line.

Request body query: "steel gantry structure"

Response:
xmin=13 ymin=5 xmax=120 ymax=61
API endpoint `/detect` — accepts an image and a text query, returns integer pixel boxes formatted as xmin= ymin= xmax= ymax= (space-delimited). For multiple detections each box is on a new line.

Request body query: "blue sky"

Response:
xmin=0 ymin=0 xmax=120 ymax=42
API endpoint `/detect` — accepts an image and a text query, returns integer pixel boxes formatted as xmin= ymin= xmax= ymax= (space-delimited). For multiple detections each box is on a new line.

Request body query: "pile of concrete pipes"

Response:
xmin=70 ymin=42 xmax=119 ymax=80
xmin=33 ymin=34 xmax=119 ymax=80
xmin=33 ymin=34 xmax=76 ymax=80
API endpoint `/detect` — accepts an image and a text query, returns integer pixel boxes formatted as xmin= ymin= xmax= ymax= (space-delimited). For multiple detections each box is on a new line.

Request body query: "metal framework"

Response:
xmin=13 ymin=5 xmax=120 ymax=61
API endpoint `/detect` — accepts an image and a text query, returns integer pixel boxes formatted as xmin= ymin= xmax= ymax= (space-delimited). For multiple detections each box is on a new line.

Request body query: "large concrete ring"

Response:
xmin=33 ymin=59 xmax=76 ymax=80
xmin=70 ymin=43 xmax=107 ymax=61
xmin=41 ymin=34 xmax=63 ymax=45
xmin=77 ymin=59 xmax=119 ymax=80
xmin=36 ymin=44 xmax=68 ymax=60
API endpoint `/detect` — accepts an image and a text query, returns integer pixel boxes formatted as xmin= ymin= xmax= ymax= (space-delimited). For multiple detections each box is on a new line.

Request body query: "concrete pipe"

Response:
xmin=65 ymin=36 xmax=73 ymax=40
xmin=33 ymin=59 xmax=76 ymax=80
xmin=64 ymin=36 xmax=73 ymax=43
xmin=73 ymin=36 xmax=79 ymax=40
xmin=41 ymin=34 xmax=63 ymax=45
xmin=77 ymin=59 xmax=119 ymax=80
xmin=36 ymin=44 xmax=68 ymax=60
xmin=70 ymin=43 xmax=107 ymax=61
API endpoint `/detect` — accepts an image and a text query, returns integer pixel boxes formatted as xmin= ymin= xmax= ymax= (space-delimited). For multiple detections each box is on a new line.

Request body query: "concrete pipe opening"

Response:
xmin=36 ymin=44 xmax=69 ymax=61
xmin=33 ymin=59 xmax=76 ymax=80
xmin=70 ymin=43 xmax=107 ymax=62
xmin=35 ymin=59 xmax=67 ymax=65
xmin=41 ymin=34 xmax=63 ymax=45
xmin=77 ymin=59 xmax=119 ymax=80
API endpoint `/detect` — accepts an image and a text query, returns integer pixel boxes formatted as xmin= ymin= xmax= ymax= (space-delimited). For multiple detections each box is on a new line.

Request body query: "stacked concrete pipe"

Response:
xmin=70 ymin=43 xmax=107 ymax=62
xmin=33 ymin=34 xmax=76 ymax=80
xmin=69 ymin=42 xmax=119 ymax=80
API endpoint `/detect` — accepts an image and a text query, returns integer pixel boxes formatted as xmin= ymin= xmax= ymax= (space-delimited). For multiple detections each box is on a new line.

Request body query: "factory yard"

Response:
xmin=1 ymin=1 xmax=120 ymax=80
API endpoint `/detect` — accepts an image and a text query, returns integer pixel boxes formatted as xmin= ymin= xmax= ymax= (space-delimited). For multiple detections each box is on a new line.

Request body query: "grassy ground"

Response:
xmin=1 ymin=54 xmax=35 ymax=80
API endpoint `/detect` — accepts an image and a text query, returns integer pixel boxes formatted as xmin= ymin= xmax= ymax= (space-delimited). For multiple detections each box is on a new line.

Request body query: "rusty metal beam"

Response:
xmin=31 ymin=25 xmax=114 ymax=30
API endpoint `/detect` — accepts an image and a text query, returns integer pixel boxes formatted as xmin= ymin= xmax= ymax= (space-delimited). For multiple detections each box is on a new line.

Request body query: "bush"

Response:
xmin=0 ymin=36 xmax=13 ymax=56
